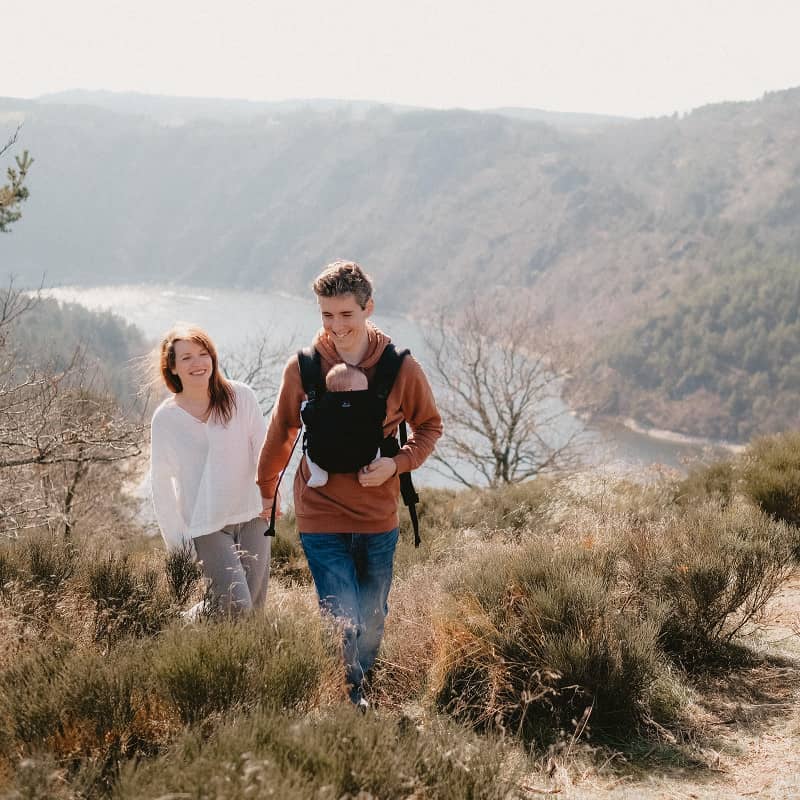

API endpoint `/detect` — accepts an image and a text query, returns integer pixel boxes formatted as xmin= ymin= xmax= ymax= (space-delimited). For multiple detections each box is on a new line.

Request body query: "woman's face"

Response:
xmin=171 ymin=338 xmax=213 ymax=391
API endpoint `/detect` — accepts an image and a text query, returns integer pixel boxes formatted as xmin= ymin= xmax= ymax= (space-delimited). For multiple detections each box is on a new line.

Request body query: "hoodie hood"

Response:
xmin=312 ymin=321 xmax=391 ymax=369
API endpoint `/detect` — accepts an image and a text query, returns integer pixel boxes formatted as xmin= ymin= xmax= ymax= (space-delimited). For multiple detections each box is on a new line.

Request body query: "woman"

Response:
xmin=150 ymin=324 xmax=270 ymax=614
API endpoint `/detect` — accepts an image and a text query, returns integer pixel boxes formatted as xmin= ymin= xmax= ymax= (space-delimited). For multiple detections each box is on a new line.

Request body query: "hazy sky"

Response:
xmin=5 ymin=0 xmax=800 ymax=118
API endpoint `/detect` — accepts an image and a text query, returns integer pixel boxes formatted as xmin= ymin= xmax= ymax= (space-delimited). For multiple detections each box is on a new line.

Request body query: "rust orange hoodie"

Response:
xmin=257 ymin=322 xmax=443 ymax=534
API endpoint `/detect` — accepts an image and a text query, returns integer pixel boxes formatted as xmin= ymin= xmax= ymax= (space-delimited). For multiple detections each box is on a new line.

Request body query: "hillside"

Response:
xmin=578 ymin=262 xmax=800 ymax=441
xmin=5 ymin=293 xmax=148 ymax=401
xmin=2 ymin=88 xmax=800 ymax=439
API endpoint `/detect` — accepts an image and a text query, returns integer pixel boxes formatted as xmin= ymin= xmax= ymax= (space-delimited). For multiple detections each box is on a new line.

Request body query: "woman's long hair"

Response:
xmin=158 ymin=324 xmax=236 ymax=425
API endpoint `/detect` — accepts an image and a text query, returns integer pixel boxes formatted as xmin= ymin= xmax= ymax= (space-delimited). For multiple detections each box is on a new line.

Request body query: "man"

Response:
xmin=257 ymin=260 xmax=443 ymax=708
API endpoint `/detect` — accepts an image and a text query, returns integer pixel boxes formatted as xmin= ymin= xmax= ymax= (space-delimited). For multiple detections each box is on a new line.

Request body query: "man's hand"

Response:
xmin=259 ymin=492 xmax=281 ymax=521
xmin=358 ymin=457 xmax=397 ymax=488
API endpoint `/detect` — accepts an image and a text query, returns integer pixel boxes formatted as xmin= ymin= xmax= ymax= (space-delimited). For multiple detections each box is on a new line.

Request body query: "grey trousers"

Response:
xmin=193 ymin=517 xmax=271 ymax=614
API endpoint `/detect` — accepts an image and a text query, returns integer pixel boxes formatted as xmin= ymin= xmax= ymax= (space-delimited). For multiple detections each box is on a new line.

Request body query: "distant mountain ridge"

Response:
xmin=2 ymin=87 xmax=800 ymax=439
xmin=35 ymin=89 xmax=630 ymax=131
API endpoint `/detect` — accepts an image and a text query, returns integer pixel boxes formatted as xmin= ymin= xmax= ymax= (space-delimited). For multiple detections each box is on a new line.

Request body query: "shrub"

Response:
xmin=742 ymin=432 xmax=800 ymax=529
xmin=0 ymin=549 xmax=17 ymax=594
xmin=0 ymin=535 xmax=81 ymax=636
xmin=150 ymin=605 xmax=341 ymax=724
xmin=393 ymin=481 xmax=555 ymax=575
xmin=465 ymin=479 xmax=554 ymax=534
xmin=269 ymin=509 xmax=311 ymax=582
xmin=623 ymin=502 xmax=799 ymax=664
xmin=0 ymin=640 xmax=164 ymax=774
xmin=370 ymin=565 xmax=445 ymax=708
xmin=86 ymin=553 xmax=176 ymax=644
xmin=26 ymin=535 xmax=77 ymax=593
xmin=431 ymin=543 xmax=666 ymax=747
xmin=672 ymin=459 xmax=738 ymax=507
xmin=163 ymin=543 xmax=203 ymax=605
xmin=114 ymin=707 xmax=521 ymax=800
xmin=0 ymin=602 xmax=342 ymax=794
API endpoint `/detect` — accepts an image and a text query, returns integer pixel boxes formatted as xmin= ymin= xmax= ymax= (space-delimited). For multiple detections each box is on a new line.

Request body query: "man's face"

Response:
xmin=318 ymin=293 xmax=373 ymax=353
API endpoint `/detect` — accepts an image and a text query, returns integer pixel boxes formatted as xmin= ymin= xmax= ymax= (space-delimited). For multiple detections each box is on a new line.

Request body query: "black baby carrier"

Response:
xmin=265 ymin=343 xmax=422 ymax=546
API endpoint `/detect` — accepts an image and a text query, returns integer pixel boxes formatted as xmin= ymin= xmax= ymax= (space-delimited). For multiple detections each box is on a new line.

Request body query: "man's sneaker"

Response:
xmin=356 ymin=696 xmax=370 ymax=714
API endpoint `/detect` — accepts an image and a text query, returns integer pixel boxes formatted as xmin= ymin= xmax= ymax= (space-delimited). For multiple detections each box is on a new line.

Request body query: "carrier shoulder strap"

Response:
xmin=398 ymin=420 xmax=422 ymax=548
xmin=373 ymin=343 xmax=410 ymax=401
xmin=299 ymin=343 xmax=409 ymax=399
xmin=297 ymin=347 xmax=323 ymax=399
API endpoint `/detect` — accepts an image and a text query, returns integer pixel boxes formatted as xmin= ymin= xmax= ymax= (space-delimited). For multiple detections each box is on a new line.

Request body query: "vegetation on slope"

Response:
xmin=587 ymin=261 xmax=800 ymax=440
xmin=4 ymin=430 xmax=800 ymax=797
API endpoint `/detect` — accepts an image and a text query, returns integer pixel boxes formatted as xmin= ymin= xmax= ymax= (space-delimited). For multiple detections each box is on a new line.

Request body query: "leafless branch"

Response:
xmin=0 ymin=124 xmax=21 ymax=160
xmin=221 ymin=325 xmax=298 ymax=414
xmin=423 ymin=291 xmax=589 ymax=488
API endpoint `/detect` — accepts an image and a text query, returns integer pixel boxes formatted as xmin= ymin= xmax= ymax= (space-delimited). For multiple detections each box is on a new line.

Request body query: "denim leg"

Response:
xmin=353 ymin=529 xmax=399 ymax=677
xmin=300 ymin=533 xmax=363 ymax=701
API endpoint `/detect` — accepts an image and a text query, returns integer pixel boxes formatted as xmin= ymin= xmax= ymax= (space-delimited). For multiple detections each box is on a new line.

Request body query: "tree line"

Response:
xmin=592 ymin=260 xmax=800 ymax=440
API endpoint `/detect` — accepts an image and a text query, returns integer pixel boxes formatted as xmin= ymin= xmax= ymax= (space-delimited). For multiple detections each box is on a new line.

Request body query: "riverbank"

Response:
xmin=619 ymin=416 xmax=746 ymax=453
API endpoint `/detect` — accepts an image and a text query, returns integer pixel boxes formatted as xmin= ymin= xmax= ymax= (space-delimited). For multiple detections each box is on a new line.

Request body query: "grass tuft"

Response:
xmin=114 ymin=706 xmax=522 ymax=800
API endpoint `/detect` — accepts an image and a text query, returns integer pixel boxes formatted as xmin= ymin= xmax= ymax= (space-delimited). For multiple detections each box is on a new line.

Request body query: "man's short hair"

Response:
xmin=312 ymin=260 xmax=373 ymax=309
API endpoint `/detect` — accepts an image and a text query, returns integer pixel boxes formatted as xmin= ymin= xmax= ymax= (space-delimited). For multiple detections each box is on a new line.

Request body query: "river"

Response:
xmin=42 ymin=283 xmax=728 ymax=485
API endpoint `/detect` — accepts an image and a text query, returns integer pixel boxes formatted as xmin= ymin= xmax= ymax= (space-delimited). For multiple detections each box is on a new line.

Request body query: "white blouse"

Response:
xmin=150 ymin=381 xmax=266 ymax=552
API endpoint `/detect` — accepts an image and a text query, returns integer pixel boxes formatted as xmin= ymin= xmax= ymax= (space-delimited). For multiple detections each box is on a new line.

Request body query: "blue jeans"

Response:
xmin=300 ymin=529 xmax=399 ymax=703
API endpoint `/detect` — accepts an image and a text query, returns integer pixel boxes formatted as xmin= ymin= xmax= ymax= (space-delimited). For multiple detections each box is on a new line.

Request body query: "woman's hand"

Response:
xmin=259 ymin=492 xmax=281 ymax=521
xmin=358 ymin=457 xmax=397 ymax=488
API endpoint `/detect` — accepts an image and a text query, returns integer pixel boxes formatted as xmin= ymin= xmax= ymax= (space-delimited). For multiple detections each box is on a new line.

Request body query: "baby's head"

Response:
xmin=326 ymin=363 xmax=368 ymax=392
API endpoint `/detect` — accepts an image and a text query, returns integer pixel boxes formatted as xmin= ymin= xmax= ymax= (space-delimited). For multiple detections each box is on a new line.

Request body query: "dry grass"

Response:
xmin=370 ymin=562 xmax=449 ymax=709
xmin=3 ymin=466 xmax=800 ymax=798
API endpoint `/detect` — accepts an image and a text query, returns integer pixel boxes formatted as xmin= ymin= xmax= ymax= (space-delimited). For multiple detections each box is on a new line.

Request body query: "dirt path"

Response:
xmin=526 ymin=574 xmax=800 ymax=799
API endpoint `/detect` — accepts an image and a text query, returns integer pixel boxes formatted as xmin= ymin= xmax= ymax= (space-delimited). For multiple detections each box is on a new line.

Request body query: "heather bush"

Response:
xmin=623 ymin=502 xmax=799 ymax=664
xmin=393 ymin=481 xmax=555 ymax=576
xmin=463 ymin=478 xmax=554 ymax=534
xmin=87 ymin=552 xmax=176 ymax=644
xmin=742 ymin=432 xmax=800 ymax=530
xmin=163 ymin=542 xmax=203 ymax=604
xmin=672 ymin=459 xmax=738 ymax=507
xmin=150 ymin=606 xmax=341 ymax=724
xmin=0 ymin=639 xmax=163 ymax=783
xmin=114 ymin=707 xmax=521 ymax=800
xmin=25 ymin=534 xmax=77 ymax=593
xmin=0 ymin=604 xmax=342 ymax=796
xmin=432 ymin=543 xmax=666 ymax=747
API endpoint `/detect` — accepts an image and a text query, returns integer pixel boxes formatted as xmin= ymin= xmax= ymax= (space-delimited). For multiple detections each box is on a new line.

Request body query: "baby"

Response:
xmin=305 ymin=362 xmax=380 ymax=487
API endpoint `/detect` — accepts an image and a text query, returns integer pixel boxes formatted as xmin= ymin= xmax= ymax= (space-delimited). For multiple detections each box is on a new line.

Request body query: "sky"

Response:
xmin=4 ymin=0 xmax=800 ymax=118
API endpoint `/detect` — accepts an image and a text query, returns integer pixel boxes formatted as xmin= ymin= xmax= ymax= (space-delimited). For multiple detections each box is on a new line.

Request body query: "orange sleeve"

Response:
xmin=388 ymin=356 xmax=444 ymax=475
xmin=257 ymin=356 xmax=304 ymax=498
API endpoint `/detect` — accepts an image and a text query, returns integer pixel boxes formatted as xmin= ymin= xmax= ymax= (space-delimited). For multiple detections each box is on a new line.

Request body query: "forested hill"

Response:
xmin=7 ymin=295 xmax=147 ymax=402
xmin=2 ymin=88 xmax=800 ymax=439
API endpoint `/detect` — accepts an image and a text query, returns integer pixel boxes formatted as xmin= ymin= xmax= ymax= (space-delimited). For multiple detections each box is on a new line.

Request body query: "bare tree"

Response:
xmin=423 ymin=293 xmax=587 ymax=488
xmin=221 ymin=326 xmax=298 ymax=414
xmin=0 ymin=282 xmax=144 ymax=537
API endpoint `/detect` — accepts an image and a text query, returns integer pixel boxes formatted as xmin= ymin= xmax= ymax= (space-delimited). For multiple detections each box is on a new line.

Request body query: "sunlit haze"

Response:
xmin=4 ymin=0 xmax=800 ymax=117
